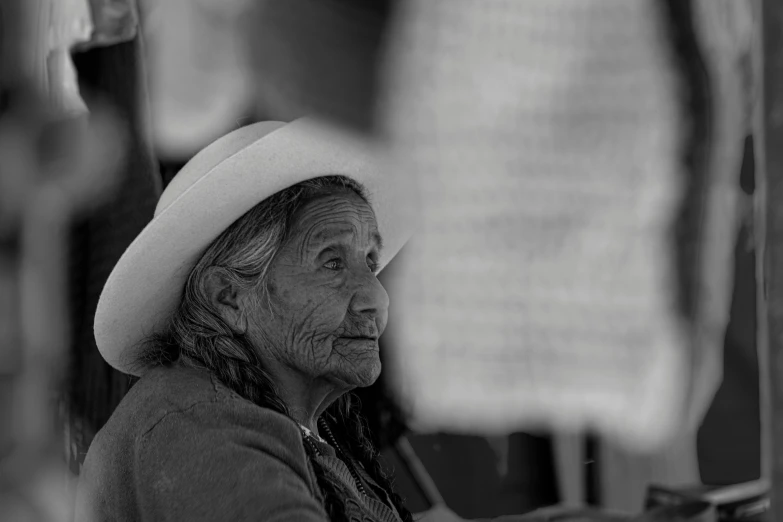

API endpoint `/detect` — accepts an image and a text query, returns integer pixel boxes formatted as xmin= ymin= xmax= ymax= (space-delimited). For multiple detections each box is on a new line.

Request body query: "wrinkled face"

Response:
xmin=248 ymin=188 xmax=388 ymax=388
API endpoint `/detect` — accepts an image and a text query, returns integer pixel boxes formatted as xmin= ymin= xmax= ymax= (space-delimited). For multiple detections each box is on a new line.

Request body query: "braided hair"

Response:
xmin=134 ymin=176 xmax=413 ymax=522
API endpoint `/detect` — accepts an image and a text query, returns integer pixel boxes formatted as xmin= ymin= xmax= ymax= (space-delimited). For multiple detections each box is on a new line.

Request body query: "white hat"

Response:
xmin=94 ymin=117 xmax=413 ymax=376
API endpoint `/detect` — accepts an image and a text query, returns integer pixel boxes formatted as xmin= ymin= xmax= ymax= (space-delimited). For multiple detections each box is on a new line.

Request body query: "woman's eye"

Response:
xmin=323 ymin=258 xmax=343 ymax=271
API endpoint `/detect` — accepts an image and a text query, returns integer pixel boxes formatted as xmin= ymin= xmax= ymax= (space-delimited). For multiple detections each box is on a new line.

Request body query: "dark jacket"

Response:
xmin=74 ymin=364 xmax=401 ymax=522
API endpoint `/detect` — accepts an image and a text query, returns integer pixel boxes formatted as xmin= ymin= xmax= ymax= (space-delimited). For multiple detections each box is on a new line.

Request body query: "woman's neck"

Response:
xmin=269 ymin=365 xmax=349 ymax=435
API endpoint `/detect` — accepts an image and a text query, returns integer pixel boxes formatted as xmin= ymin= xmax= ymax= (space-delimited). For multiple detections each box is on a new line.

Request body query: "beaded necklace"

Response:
xmin=299 ymin=418 xmax=368 ymax=496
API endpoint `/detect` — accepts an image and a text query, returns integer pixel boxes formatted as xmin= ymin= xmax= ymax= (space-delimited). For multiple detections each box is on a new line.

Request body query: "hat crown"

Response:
xmin=156 ymin=121 xmax=287 ymax=217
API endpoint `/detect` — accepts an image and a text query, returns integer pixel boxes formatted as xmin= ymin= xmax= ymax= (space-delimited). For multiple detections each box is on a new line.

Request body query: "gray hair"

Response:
xmin=135 ymin=175 xmax=369 ymax=410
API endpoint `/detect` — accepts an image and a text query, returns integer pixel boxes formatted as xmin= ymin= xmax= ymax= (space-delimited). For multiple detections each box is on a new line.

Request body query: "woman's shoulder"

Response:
xmin=98 ymin=363 xmax=305 ymax=458
xmin=79 ymin=365 xmax=325 ymax=520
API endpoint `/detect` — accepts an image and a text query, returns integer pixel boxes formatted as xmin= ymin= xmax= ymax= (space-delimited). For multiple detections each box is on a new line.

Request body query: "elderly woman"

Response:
xmin=74 ymin=118 xmax=434 ymax=522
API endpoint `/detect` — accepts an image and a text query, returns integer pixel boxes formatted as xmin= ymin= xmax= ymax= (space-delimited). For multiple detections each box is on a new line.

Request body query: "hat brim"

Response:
xmin=94 ymin=118 xmax=414 ymax=376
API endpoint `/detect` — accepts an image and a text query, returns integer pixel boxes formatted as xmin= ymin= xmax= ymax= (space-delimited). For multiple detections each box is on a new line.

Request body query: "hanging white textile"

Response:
xmin=379 ymin=0 xmax=742 ymax=454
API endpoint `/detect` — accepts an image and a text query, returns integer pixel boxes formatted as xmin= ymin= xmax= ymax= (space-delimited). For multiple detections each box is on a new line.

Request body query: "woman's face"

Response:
xmin=247 ymin=188 xmax=388 ymax=388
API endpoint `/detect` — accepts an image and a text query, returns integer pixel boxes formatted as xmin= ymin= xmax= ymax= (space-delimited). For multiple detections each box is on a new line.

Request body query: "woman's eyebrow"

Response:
xmin=308 ymin=226 xmax=384 ymax=251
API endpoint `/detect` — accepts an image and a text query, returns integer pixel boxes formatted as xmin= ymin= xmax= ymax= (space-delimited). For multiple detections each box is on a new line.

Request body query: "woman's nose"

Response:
xmin=350 ymin=271 xmax=390 ymax=320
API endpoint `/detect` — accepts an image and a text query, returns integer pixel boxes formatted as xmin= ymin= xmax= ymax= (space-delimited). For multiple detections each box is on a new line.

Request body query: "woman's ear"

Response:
xmin=203 ymin=267 xmax=248 ymax=332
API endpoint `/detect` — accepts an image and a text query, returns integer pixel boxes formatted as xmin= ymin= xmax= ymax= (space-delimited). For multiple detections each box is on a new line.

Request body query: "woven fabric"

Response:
xmin=378 ymin=0 xmax=740 ymax=452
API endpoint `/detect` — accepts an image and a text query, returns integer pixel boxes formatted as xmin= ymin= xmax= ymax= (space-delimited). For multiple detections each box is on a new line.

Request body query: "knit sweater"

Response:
xmin=74 ymin=364 xmax=402 ymax=522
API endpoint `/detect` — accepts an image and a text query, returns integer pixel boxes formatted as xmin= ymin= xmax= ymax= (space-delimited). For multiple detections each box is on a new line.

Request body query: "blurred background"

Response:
xmin=1 ymin=0 xmax=781 ymax=521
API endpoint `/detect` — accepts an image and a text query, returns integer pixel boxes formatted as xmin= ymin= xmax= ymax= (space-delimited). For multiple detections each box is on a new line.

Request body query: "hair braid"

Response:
xmin=327 ymin=396 xmax=414 ymax=522
xmin=301 ymin=436 xmax=357 ymax=522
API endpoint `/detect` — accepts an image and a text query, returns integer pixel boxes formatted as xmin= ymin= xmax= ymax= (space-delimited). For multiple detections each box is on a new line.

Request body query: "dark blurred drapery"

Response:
xmin=248 ymin=0 xmax=394 ymax=134
xmin=762 ymin=0 xmax=783 ymax=516
xmin=66 ymin=32 xmax=160 ymax=471
xmin=697 ymin=135 xmax=761 ymax=484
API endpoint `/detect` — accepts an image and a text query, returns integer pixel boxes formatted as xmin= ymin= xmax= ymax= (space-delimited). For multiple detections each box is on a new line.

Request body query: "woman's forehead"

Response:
xmin=289 ymin=191 xmax=381 ymax=247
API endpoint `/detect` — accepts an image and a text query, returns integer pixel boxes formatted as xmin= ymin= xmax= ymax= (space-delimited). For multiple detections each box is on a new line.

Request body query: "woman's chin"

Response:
xmin=330 ymin=359 xmax=382 ymax=389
